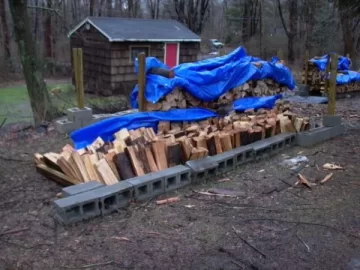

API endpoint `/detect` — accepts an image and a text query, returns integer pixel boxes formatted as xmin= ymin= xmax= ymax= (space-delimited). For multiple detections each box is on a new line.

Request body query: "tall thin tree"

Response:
xmin=0 ymin=0 xmax=13 ymax=71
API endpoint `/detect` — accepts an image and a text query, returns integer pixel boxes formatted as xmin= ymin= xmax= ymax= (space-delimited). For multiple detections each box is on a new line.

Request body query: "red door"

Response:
xmin=165 ymin=43 xmax=179 ymax=68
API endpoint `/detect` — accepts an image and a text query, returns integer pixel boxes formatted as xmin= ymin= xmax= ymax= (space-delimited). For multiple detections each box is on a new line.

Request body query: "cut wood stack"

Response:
xmin=302 ymin=60 xmax=360 ymax=95
xmin=35 ymin=102 xmax=310 ymax=187
xmin=145 ymin=79 xmax=289 ymax=112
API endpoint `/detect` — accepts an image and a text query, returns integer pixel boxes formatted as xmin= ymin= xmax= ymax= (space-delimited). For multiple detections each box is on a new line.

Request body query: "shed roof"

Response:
xmin=68 ymin=17 xmax=201 ymax=42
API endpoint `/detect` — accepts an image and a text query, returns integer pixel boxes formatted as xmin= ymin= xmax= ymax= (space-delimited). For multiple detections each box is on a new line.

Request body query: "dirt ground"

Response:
xmin=0 ymin=99 xmax=360 ymax=270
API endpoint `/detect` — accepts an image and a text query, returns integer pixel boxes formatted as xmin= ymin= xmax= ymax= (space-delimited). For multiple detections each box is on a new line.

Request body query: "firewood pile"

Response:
xmin=146 ymin=79 xmax=289 ymax=111
xmin=302 ymin=61 xmax=360 ymax=95
xmin=35 ymin=101 xmax=310 ymax=187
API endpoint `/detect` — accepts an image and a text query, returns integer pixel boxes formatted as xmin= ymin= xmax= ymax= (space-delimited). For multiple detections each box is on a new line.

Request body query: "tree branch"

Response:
xmin=27 ymin=5 xmax=60 ymax=13
xmin=276 ymin=0 xmax=289 ymax=37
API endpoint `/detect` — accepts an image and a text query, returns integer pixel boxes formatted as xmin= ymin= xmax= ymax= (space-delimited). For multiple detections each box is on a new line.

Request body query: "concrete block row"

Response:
xmin=53 ymin=131 xmax=325 ymax=225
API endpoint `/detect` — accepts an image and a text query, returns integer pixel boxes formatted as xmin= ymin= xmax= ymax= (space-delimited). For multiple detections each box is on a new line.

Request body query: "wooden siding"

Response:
xmin=70 ymin=24 xmax=200 ymax=96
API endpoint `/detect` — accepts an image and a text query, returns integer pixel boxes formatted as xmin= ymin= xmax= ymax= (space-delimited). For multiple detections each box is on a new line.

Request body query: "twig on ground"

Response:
xmin=296 ymin=233 xmax=310 ymax=253
xmin=0 ymin=227 xmax=29 ymax=237
xmin=192 ymin=189 xmax=236 ymax=198
xmin=230 ymin=260 xmax=244 ymax=269
xmin=232 ymin=226 xmax=267 ymax=258
xmin=0 ymin=117 xmax=6 ymax=129
xmin=0 ymin=155 xmax=32 ymax=163
xmin=61 ymin=261 xmax=115 ymax=269
xmin=243 ymin=218 xmax=360 ymax=240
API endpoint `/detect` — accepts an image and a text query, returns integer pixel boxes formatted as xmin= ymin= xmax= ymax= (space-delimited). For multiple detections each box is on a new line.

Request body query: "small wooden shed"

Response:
xmin=68 ymin=17 xmax=201 ymax=96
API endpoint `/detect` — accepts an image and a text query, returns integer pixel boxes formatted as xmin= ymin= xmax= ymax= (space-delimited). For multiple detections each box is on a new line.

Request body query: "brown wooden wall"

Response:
xmin=70 ymin=24 xmax=200 ymax=96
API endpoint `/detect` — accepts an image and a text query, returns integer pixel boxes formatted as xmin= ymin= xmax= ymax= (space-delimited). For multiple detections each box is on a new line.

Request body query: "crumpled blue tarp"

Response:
xmin=71 ymin=108 xmax=217 ymax=149
xmin=336 ymin=70 xmax=360 ymax=85
xmin=71 ymin=94 xmax=284 ymax=149
xmin=310 ymin=54 xmax=351 ymax=71
xmin=233 ymin=94 xmax=283 ymax=111
xmin=130 ymin=47 xmax=295 ymax=108
xmin=310 ymin=54 xmax=360 ymax=84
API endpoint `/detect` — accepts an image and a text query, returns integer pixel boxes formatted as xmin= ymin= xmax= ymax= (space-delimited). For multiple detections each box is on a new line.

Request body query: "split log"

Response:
xmin=167 ymin=142 xmax=182 ymax=167
xmin=113 ymin=152 xmax=135 ymax=180
xmin=151 ymin=140 xmax=168 ymax=170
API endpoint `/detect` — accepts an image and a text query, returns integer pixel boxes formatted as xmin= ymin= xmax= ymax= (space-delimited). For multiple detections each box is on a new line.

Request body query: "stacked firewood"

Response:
xmin=35 ymin=102 xmax=310 ymax=186
xmin=302 ymin=61 xmax=360 ymax=95
xmin=146 ymin=79 xmax=289 ymax=111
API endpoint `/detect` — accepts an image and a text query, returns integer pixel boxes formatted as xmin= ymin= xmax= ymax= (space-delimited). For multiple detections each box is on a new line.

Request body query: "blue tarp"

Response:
xmin=130 ymin=47 xmax=296 ymax=108
xmin=71 ymin=94 xmax=284 ymax=149
xmin=310 ymin=54 xmax=360 ymax=85
xmin=310 ymin=54 xmax=351 ymax=71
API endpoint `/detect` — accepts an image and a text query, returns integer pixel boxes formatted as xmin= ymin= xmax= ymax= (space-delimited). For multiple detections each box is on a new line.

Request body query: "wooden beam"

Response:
xmin=148 ymin=68 xmax=175 ymax=78
xmin=328 ymin=53 xmax=338 ymax=115
xmin=138 ymin=52 xmax=146 ymax=112
xmin=77 ymin=48 xmax=85 ymax=109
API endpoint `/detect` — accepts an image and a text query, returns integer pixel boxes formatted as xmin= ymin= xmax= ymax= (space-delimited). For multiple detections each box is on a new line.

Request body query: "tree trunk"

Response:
xmin=340 ymin=10 xmax=354 ymax=57
xmin=0 ymin=0 xmax=13 ymax=71
xmin=44 ymin=0 xmax=52 ymax=59
xmin=288 ymin=0 xmax=297 ymax=63
xmin=90 ymin=0 xmax=95 ymax=16
xmin=9 ymin=0 xmax=52 ymax=126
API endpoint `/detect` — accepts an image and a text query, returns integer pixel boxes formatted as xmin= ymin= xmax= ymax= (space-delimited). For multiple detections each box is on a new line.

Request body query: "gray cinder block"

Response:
xmin=158 ymin=165 xmax=192 ymax=192
xmin=323 ymin=115 xmax=342 ymax=127
xmin=96 ymin=181 xmax=134 ymax=215
xmin=55 ymin=119 xmax=76 ymax=134
xmin=296 ymin=127 xmax=333 ymax=147
xmin=227 ymin=145 xmax=254 ymax=167
xmin=211 ymin=151 xmax=235 ymax=174
xmin=185 ymin=157 xmax=218 ymax=183
xmin=53 ymin=190 xmax=101 ymax=225
xmin=126 ymin=173 xmax=165 ymax=201
xmin=62 ymin=181 xmax=104 ymax=197
xmin=252 ymin=139 xmax=272 ymax=160
xmin=66 ymin=107 xmax=93 ymax=124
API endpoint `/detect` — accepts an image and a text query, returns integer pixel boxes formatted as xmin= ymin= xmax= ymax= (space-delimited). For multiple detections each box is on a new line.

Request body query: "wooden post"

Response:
xmin=324 ymin=54 xmax=331 ymax=92
xmin=137 ymin=52 xmax=146 ymax=111
xmin=304 ymin=50 xmax=309 ymax=85
xmin=277 ymin=49 xmax=284 ymax=61
xmin=72 ymin=48 xmax=85 ymax=109
xmin=327 ymin=53 xmax=338 ymax=115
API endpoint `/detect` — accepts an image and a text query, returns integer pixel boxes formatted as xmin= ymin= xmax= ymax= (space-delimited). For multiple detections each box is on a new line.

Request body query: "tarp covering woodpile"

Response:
xmin=130 ymin=46 xmax=295 ymax=108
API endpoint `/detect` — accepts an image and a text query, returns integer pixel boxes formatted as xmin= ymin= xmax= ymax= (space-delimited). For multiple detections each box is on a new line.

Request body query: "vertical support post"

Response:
xmin=324 ymin=54 xmax=331 ymax=92
xmin=138 ymin=52 xmax=146 ymax=111
xmin=304 ymin=50 xmax=309 ymax=85
xmin=77 ymin=48 xmax=85 ymax=109
xmin=277 ymin=49 xmax=284 ymax=61
xmin=72 ymin=48 xmax=85 ymax=109
xmin=328 ymin=53 xmax=338 ymax=115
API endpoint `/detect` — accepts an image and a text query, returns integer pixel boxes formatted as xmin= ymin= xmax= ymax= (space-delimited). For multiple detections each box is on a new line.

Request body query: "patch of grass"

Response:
xmin=0 ymin=82 xmax=129 ymax=125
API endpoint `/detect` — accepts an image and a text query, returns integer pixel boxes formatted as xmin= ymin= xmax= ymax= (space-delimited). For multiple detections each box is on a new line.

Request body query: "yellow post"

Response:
xmin=324 ymin=54 xmax=331 ymax=92
xmin=304 ymin=50 xmax=309 ymax=85
xmin=137 ymin=52 xmax=146 ymax=111
xmin=72 ymin=48 xmax=85 ymax=109
xmin=327 ymin=53 xmax=338 ymax=115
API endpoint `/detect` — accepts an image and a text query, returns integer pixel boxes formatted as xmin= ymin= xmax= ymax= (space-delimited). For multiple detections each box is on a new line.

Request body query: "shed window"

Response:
xmin=130 ymin=46 xmax=150 ymax=62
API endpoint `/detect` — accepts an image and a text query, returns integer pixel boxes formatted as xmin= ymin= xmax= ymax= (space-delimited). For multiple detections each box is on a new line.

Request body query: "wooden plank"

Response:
xmin=113 ymin=152 xmax=135 ymax=180
xmin=82 ymin=154 xmax=102 ymax=182
xmin=95 ymin=159 xmax=119 ymax=185
xmin=167 ymin=142 xmax=182 ymax=167
xmin=105 ymin=152 xmax=120 ymax=179
xmin=71 ymin=151 xmax=90 ymax=182
xmin=151 ymin=140 xmax=168 ymax=170
xmin=126 ymin=146 xmax=145 ymax=176
xmin=36 ymin=164 xmax=78 ymax=187
xmin=138 ymin=52 xmax=146 ymax=111
xmin=220 ymin=133 xmax=232 ymax=152
xmin=328 ymin=53 xmax=338 ymax=115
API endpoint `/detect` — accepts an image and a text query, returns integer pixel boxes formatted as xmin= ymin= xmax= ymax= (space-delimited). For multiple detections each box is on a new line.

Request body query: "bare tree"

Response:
xmin=9 ymin=0 xmax=52 ymax=125
xmin=173 ymin=0 xmax=210 ymax=35
xmin=0 ymin=0 xmax=12 ymax=70
xmin=44 ymin=0 xmax=53 ymax=59
xmin=277 ymin=0 xmax=298 ymax=63
xmin=146 ymin=0 xmax=160 ymax=19
xmin=90 ymin=0 xmax=95 ymax=15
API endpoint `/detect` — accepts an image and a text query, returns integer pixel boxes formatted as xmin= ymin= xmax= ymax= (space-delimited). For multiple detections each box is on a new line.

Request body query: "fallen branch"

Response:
xmin=243 ymin=218 xmax=360 ymax=240
xmin=0 ymin=117 xmax=6 ymax=129
xmin=232 ymin=226 xmax=267 ymax=258
xmin=156 ymin=196 xmax=180 ymax=205
xmin=296 ymin=233 xmax=310 ymax=253
xmin=0 ymin=227 xmax=29 ymax=237
xmin=192 ymin=189 xmax=236 ymax=198
xmin=61 ymin=261 xmax=115 ymax=269
xmin=320 ymin=173 xmax=334 ymax=184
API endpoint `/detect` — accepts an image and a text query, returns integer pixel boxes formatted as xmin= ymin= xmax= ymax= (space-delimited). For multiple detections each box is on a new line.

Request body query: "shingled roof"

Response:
xmin=68 ymin=17 xmax=201 ymax=42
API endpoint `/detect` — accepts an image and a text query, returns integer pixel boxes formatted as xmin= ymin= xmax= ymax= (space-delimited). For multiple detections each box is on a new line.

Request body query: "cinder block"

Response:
xmin=96 ymin=181 xmax=134 ymax=215
xmin=53 ymin=190 xmax=101 ymax=225
xmin=296 ymin=127 xmax=333 ymax=147
xmin=55 ymin=119 xmax=77 ymax=134
xmin=62 ymin=181 xmax=104 ymax=197
xmin=330 ymin=124 xmax=345 ymax=137
xmin=185 ymin=157 xmax=218 ymax=183
xmin=211 ymin=151 xmax=235 ymax=173
xmin=252 ymin=140 xmax=272 ymax=160
xmin=227 ymin=145 xmax=254 ymax=166
xmin=323 ymin=115 xmax=342 ymax=127
xmin=66 ymin=107 xmax=93 ymax=123
xmin=126 ymin=172 xmax=165 ymax=201
xmin=158 ymin=165 xmax=191 ymax=192
xmin=277 ymin=132 xmax=296 ymax=147
xmin=90 ymin=115 xmax=109 ymax=124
